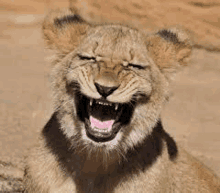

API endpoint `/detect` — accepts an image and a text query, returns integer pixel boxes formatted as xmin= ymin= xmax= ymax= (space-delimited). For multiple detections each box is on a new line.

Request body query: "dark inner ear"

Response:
xmin=54 ymin=15 xmax=86 ymax=27
xmin=157 ymin=30 xmax=180 ymax=44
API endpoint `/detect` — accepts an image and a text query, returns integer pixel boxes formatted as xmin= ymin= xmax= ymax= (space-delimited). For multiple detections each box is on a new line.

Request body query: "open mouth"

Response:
xmin=75 ymin=94 xmax=135 ymax=143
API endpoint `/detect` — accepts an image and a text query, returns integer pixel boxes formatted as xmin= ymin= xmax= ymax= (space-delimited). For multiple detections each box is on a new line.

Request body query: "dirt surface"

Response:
xmin=0 ymin=0 xmax=220 ymax=191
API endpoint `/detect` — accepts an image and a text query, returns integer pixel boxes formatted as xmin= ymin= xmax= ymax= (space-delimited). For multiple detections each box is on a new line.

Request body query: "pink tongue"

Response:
xmin=90 ymin=116 xmax=114 ymax=129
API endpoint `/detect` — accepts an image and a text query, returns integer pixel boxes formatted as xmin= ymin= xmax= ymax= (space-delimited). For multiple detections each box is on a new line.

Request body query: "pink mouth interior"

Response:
xmin=90 ymin=116 xmax=114 ymax=130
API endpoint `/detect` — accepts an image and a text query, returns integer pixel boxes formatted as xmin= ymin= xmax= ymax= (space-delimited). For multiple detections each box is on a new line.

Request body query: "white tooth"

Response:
xmin=115 ymin=104 xmax=119 ymax=111
xmin=90 ymin=99 xmax=93 ymax=106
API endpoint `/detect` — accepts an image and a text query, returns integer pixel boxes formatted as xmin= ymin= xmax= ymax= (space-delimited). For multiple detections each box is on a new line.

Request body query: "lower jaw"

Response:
xmin=85 ymin=120 xmax=120 ymax=143
xmin=86 ymin=130 xmax=116 ymax=143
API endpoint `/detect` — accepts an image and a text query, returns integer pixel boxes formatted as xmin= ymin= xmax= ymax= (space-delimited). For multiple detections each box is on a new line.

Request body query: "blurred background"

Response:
xmin=0 ymin=0 xmax=220 ymax=191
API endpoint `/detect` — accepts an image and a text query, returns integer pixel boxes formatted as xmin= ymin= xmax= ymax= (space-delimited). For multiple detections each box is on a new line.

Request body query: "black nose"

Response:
xmin=94 ymin=83 xmax=118 ymax=98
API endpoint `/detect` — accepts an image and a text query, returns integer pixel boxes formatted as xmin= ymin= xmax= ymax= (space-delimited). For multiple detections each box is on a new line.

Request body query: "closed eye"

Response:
xmin=78 ymin=54 xmax=96 ymax=61
xmin=128 ymin=63 xmax=146 ymax=70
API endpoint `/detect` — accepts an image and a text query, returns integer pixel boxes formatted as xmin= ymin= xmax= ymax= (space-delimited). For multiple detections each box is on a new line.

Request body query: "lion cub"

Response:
xmin=24 ymin=9 xmax=220 ymax=193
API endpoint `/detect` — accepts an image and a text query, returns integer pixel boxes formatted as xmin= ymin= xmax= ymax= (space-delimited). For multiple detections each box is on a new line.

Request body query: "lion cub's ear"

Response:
xmin=42 ymin=9 xmax=90 ymax=54
xmin=146 ymin=28 xmax=192 ymax=72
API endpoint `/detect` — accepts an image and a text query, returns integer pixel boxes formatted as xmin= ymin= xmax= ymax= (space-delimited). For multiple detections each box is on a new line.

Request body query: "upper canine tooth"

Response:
xmin=115 ymin=104 xmax=119 ymax=111
xmin=90 ymin=99 xmax=93 ymax=106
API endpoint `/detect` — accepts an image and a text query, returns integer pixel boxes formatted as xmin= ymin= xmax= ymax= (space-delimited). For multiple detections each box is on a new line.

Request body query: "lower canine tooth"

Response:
xmin=90 ymin=99 xmax=93 ymax=106
xmin=115 ymin=104 xmax=119 ymax=111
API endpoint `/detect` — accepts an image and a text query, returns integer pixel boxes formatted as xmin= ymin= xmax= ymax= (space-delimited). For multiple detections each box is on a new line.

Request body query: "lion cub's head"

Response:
xmin=43 ymin=9 xmax=192 ymax=152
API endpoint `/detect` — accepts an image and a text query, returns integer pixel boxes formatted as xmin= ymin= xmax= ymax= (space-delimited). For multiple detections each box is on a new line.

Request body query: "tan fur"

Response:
xmin=24 ymin=9 xmax=220 ymax=193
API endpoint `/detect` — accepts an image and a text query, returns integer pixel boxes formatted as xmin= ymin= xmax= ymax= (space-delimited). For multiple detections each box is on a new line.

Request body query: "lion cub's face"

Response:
xmin=66 ymin=26 xmax=153 ymax=144
xmin=43 ymin=10 xmax=191 ymax=150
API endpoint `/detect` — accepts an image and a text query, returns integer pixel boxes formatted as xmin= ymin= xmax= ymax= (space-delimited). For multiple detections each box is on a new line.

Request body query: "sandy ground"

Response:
xmin=0 ymin=0 xmax=220 ymax=191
